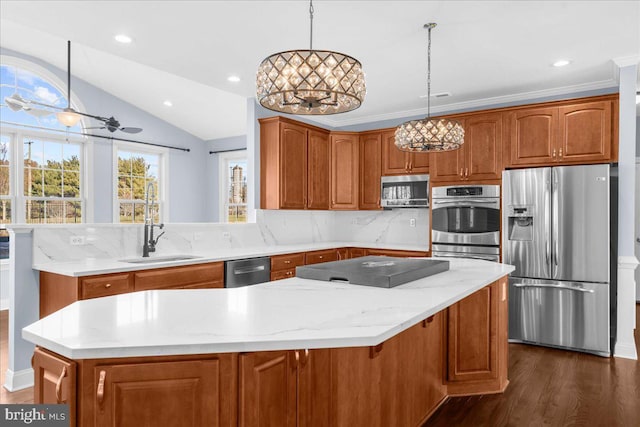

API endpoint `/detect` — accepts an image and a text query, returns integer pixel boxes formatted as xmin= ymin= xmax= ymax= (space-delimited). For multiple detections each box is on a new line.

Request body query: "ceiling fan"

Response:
xmin=3 ymin=40 xmax=143 ymax=134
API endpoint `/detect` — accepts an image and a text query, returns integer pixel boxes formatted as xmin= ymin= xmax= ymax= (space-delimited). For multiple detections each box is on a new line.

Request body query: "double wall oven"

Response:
xmin=431 ymin=184 xmax=500 ymax=261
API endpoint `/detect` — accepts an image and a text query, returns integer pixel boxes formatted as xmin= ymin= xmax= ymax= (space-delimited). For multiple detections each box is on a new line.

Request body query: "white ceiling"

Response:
xmin=1 ymin=1 xmax=639 ymax=141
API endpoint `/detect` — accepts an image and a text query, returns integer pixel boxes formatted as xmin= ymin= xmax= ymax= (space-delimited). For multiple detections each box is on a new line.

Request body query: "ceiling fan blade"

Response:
xmin=120 ymin=127 xmax=143 ymax=134
xmin=25 ymin=108 xmax=54 ymax=118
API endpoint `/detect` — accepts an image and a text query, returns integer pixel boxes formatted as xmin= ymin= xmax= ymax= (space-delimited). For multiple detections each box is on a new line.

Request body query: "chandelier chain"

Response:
xmin=309 ymin=0 xmax=314 ymax=50
xmin=427 ymin=24 xmax=431 ymax=119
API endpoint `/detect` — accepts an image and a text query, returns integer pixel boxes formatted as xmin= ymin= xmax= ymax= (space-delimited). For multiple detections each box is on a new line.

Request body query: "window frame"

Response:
xmin=218 ymin=149 xmax=248 ymax=223
xmin=112 ymin=141 xmax=168 ymax=224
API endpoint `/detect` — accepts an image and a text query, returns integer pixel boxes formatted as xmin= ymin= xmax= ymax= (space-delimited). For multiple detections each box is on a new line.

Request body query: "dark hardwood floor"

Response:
xmin=424 ymin=304 xmax=640 ymax=427
xmin=1 ymin=306 xmax=639 ymax=425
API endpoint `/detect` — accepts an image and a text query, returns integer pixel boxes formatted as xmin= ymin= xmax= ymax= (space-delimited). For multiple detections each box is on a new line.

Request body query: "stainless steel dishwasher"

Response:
xmin=224 ymin=257 xmax=271 ymax=288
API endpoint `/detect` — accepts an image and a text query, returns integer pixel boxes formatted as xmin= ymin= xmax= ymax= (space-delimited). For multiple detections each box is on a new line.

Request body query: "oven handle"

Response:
xmin=433 ymin=253 xmax=499 ymax=262
xmin=432 ymin=199 xmax=498 ymax=205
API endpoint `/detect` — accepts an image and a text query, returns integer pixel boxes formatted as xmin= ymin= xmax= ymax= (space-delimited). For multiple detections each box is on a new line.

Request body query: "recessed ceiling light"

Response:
xmin=114 ymin=34 xmax=132 ymax=44
xmin=163 ymin=100 xmax=173 ymax=107
xmin=227 ymin=75 xmax=241 ymax=83
xmin=553 ymin=59 xmax=571 ymax=67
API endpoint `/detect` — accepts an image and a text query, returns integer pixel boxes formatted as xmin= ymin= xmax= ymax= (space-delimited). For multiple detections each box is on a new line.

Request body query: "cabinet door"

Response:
xmin=429 ymin=148 xmax=464 ymax=183
xmin=348 ymin=248 xmax=367 ymax=259
xmin=359 ymin=133 xmax=382 ymax=209
xmin=239 ymin=351 xmax=297 ymax=427
xmin=271 ymin=253 xmax=306 ymax=271
xmin=271 ymin=269 xmax=296 ymax=281
xmin=307 ymin=130 xmax=330 ymax=209
xmin=280 ymin=122 xmax=308 ymax=209
xmin=80 ymin=273 xmax=133 ymax=300
xmin=305 ymin=249 xmax=338 ymax=265
xmin=558 ymin=101 xmax=612 ymax=163
xmin=134 ymin=262 xmax=224 ymax=291
xmin=381 ymin=130 xmax=409 ymax=175
xmin=93 ymin=358 xmax=234 ymax=427
xmin=33 ymin=348 xmax=77 ymax=427
xmin=465 ymin=112 xmax=503 ymax=181
xmin=330 ymin=134 xmax=359 ymax=210
xmin=298 ymin=349 xmax=331 ymax=427
xmin=509 ymin=107 xmax=558 ymax=166
xmin=447 ymin=282 xmax=498 ymax=382
xmin=337 ymin=247 xmax=349 ymax=260
xmin=409 ymin=152 xmax=430 ymax=174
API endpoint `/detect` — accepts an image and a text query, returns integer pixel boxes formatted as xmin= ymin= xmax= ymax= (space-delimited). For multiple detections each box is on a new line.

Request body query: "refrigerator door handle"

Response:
xmin=552 ymin=168 xmax=559 ymax=279
xmin=544 ymin=171 xmax=551 ymax=277
xmin=512 ymin=283 xmax=595 ymax=294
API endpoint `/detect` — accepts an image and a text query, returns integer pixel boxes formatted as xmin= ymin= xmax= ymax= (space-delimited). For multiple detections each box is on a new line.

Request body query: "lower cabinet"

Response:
xmin=238 ymin=349 xmax=330 ymax=427
xmin=33 ymin=277 xmax=507 ymax=426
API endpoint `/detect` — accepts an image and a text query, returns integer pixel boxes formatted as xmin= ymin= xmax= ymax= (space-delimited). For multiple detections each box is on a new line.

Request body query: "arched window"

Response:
xmin=0 ymin=57 xmax=86 ymax=230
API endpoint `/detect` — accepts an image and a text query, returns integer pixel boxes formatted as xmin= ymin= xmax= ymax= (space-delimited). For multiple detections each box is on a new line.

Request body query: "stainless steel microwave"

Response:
xmin=380 ymin=175 xmax=429 ymax=208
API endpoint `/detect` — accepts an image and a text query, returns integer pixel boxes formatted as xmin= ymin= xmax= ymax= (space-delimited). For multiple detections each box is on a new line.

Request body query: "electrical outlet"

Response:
xmin=193 ymin=232 xmax=203 ymax=241
xmin=409 ymin=218 xmax=416 ymax=227
xmin=69 ymin=235 xmax=86 ymax=245
xmin=222 ymin=231 xmax=231 ymax=240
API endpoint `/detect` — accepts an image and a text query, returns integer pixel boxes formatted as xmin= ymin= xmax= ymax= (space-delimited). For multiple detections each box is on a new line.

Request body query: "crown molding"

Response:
xmin=310 ymin=78 xmax=618 ymax=128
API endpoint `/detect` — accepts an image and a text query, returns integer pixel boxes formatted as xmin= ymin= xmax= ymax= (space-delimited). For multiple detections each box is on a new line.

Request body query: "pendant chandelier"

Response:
xmin=256 ymin=0 xmax=366 ymax=115
xmin=395 ymin=23 xmax=464 ymax=152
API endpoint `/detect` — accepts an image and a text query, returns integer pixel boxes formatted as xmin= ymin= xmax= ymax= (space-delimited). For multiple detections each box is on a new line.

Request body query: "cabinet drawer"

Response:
xmin=271 ymin=268 xmax=296 ymax=281
xmin=134 ymin=262 xmax=224 ymax=291
xmin=80 ymin=273 xmax=133 ymax=299
xmin=271 ymin=253 xmax=305 ymax=271
xmin=305 ymin=249 xmax=338 ymax=265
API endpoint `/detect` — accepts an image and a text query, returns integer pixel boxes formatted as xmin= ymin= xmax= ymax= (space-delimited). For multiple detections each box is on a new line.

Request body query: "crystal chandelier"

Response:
xmin=395 ymin=23 xmax=464 ymax=152
xmin=256 ymin=0 xmax=366 ymax=115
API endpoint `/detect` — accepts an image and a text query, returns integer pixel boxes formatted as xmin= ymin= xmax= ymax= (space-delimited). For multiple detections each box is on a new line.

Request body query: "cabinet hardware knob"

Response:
xmin=559 ymin=148 xmax=563 ymax=157
xmin=286 ymin=271 xmax=292 ymax=276
xmin=552 ymin=149 xmax=556 ymax=158
xmin=318 ymin=256 xmax=323 ymax=259
xmin=284 ymin=260 xmax=291 ymax=264
xmin=460 ymin=168 xmax=463 ymax=178
xmin=104 ymin=283 xmax=112 ymax=288
xmin=300 ymin=348 xmax=310 ymax=368
xmin=465 ymin=168 xmax=469 ymax=178
xmin=97 ymin=370 xmax=106 ymax=405
xmin=55 ymin=366 xmax=67 ymax=404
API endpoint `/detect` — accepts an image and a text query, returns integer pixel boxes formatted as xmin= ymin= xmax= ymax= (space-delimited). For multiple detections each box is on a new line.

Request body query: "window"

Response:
xmin=23 ymin=137 xmax=82 ymax=223
xmin=115 ymin=146 xmax=164 ymax=223
xmin=219 ymin=150 xmax=247 ymax=223
xmin=1 ymin=59 xmax=86 ymax=225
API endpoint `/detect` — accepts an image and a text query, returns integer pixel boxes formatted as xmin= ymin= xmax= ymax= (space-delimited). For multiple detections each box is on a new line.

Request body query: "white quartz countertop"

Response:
xmin=23 ymin=258 xmax=514 ymax=360
xmin=32 ymin=241 xmax=430 ymax=277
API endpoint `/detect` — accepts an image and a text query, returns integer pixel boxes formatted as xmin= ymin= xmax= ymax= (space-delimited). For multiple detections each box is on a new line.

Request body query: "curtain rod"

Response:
xmin=0 ymin=120 xmax=190 ymax=152
xmin=209 ymin=148 xmax=246 ymax=154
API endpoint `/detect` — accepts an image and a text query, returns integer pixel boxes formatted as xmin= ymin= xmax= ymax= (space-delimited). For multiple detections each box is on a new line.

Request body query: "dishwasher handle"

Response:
xmin=512 ymin=283 xmax=594 ymax=293
xmin=233 ymin=265 xmax=266 ymax=275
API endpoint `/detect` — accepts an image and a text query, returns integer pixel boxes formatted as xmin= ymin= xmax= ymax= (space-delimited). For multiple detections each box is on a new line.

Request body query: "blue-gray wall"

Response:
xmin=1 ymin=47 xmax=210 ymax=223
xmin=636 ymin=116 xmax=640 ymax=153
xmin=206 ymin=135 xmax=247 ymax=222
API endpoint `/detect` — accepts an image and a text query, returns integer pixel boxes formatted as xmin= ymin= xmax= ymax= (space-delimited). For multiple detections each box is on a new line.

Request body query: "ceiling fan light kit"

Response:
xmin=256 ymin=0 xmax=366 ymax=115
xmin=395 ymin=23 xmax=464 ymax=152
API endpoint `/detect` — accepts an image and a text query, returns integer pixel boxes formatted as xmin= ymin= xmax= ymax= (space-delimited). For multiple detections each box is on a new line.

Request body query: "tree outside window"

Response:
xmin=117 ymin=149 xmax=161 ymax=223
xmin=219 ymin=151 xmax=247 ymax=223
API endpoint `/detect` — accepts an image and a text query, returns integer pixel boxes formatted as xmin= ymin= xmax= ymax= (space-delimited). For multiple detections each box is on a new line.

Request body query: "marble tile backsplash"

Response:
xmin=32 ymin=208 xmax=429 ymax=264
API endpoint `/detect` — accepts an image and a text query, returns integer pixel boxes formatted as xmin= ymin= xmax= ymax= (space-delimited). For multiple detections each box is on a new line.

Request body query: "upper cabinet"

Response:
xmin=359 ymin=132 xmax=382 ymax=210
xmin=430 ymin=112 xmax=503 ymax=183
xmin=507 ymin=99 xmax=614 ymax=167
xmin=260 ymin=117 xmax=329 ymax=210
xmin=381 ymin=130 xmax=429 ymax=175
xmin=330 ymin=133 xmax=359 ymax=210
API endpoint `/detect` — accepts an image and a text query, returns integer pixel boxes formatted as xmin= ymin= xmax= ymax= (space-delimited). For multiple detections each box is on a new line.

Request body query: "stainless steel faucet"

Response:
xmin=142 ymin=182 xmax=164 ymax=257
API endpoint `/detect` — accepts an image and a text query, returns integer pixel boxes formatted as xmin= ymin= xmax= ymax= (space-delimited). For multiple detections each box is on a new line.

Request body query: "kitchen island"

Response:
xmin=24 ymin=258 xmax=514 ymax=427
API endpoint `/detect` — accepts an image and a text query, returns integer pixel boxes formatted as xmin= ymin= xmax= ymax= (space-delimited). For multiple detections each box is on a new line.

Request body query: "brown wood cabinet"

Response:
xmin=39 ymin=262 xmax=224 ymax=317
xmin=508 ymin=99 xmax=614 ymax=167
xmin=330 ymin=133 xmax=359 ymax=210
xmin=430 ymin=112 xmax=503 ymax=183
xmin=239 ymin=349 xmax=330 ymax=427
xmin=348 ymin=247 xmax=367 ymax=259
xmin=270 ymin=253 xmax=305 ymax=281
xmin=33 ymin=348 xmax=77 ymax=427
xmin=381 ymin=130 xmax=429 ymax=175
xmin=260 ymin=117 xmax=330 ymax=209
xmin=446 ymin=277 xmax=508 ymax=395
xmin=305 ymin=249 xmax=339 ymax=265
xmin=359 ymin=132 xmax=382 ymax=209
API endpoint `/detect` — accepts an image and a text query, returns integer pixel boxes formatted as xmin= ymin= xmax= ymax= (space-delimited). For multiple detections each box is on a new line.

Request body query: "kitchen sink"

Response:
xmin=119 ymin=255 xmax=201 ymax=264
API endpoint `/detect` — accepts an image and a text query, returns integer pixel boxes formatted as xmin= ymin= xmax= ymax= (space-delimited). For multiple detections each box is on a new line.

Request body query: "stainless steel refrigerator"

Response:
xmin=503 ymin=164 xmax=616 ymax=356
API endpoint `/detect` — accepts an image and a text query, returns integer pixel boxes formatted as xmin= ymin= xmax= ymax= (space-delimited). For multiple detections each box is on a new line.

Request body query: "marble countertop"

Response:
xmin=32 ymin=241 xmax=430 ymax=277
xmin=23 ymin=258 xmax=514 ymax=360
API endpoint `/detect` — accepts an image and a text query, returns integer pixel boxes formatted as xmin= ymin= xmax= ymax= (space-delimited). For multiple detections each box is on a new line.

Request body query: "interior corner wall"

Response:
xmin=0 ymin=47 xmax=210 ymax=223
xmin=206 ymin=135 xmax=247 ymax=222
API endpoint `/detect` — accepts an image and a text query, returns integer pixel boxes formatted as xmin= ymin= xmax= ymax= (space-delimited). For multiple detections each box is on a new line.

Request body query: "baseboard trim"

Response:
xmin=3 ymin=368 xmax=34 ymax=392
xmin=613 ymin=342 xmax=638 ymax=360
